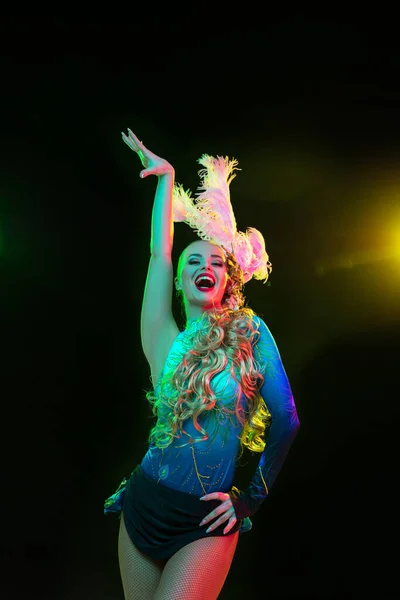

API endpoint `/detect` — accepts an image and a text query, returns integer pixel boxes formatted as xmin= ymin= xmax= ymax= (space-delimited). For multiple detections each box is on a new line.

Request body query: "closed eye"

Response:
xmin=188 ymin=260 xmax=224 ymax=267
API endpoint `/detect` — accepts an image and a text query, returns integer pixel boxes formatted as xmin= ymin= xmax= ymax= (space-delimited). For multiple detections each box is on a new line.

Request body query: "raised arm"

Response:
xmin=122 ymin=129 xmax=180 ymax=385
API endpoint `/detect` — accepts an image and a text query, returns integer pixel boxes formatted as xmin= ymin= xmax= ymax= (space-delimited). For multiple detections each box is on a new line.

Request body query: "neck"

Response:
xmin=184 ymin=303 xmax=223 ymax=325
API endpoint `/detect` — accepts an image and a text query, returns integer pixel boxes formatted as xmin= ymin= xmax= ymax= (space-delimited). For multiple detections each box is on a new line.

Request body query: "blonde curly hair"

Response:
xmin=146 ymin=252 xmax=271 ymax=456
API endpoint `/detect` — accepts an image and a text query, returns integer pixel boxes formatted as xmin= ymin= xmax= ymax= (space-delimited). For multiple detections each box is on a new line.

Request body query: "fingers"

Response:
xmin=199 ymin=500 xmax=231 ymax=525
xmin=203 ymin=509 xmax=237 ymax=534
xmin=198 ymin=493 xmax=238 ymax=534
xmin=127 ymin=128 xmax=143 ymax=147
xmin=200 ymin=492 xmax=230 ymax=502
xmin=121 ymin=129 xmax=174 ymax=178
xmin=121 ymin=131 xmax=135 ymax=151
xmin=223 ymin=516 xmax=238 ymax=535
xmin=208 ymin=508 xmax=235 ymax=531
xmin=121 ymin=129 xmax=144 ymax=154
xmin=122 ymin=129 xmax=150 ymax=173
xmin=199 ymin=502 xmax=236 ymax=534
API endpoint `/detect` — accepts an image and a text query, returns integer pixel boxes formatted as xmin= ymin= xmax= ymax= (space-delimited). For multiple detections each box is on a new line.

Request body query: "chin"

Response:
xmin=189 ymin=295 xmax=219 ymax=308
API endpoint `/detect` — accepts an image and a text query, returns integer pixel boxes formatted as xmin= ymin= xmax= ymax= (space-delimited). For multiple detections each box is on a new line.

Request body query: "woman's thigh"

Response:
xmin=118 ymin=512 xmax=165 ymax=600
xmin=154 ymin=531 xmax=239 ymax=600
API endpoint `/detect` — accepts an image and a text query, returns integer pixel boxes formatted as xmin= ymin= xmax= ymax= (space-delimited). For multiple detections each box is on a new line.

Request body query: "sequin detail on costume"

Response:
xmin=158 ymin=465 xmax=169 ymax=480
xmin=103 ymin=477 xmax=127 ymax=514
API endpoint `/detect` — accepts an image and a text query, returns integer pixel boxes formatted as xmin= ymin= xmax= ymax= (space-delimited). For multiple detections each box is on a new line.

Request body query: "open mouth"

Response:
xmin=194 ymin=274 xmax=216 ymax=291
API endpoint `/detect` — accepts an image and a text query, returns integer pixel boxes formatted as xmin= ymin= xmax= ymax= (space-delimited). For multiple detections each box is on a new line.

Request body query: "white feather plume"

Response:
xmin=172 ymin=154 xmax=272 ymax=284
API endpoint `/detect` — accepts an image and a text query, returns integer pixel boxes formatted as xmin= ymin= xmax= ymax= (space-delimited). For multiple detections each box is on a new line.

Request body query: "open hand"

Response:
xmin=121 ymin=128 xmax=174 ymax=178
xmin=199 ymin=492 xmax=237 ymax=535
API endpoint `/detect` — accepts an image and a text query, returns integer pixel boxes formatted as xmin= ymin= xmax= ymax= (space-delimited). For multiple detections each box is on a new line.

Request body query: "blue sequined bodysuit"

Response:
xmin=140 ymin=313 xmax=299 ymax=501
xmin=140 ymin=314 xmax=247 ymax=496
xmin=105 ymin=313 xmax=300 ymax=528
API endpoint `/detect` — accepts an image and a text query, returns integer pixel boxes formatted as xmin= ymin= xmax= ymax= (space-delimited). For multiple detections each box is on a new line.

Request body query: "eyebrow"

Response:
xmin=188 ymin=253 xmax=225 ymax=260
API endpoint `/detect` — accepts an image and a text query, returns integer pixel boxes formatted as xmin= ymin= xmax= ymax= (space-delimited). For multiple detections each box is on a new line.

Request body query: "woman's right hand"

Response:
xmin=121 ymin=128 xmax=174 ymax=179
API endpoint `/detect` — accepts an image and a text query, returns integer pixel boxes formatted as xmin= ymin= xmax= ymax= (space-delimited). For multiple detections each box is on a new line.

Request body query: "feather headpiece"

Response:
xmin=173 ymin=154 xmax=272 ymax=283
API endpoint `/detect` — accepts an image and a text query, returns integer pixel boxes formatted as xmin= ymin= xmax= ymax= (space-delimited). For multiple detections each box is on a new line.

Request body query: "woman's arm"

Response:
xmin=122 ymin=129 xmax=179 ymax=385
xmin=229 ymin=316 xmax=300 ymax=518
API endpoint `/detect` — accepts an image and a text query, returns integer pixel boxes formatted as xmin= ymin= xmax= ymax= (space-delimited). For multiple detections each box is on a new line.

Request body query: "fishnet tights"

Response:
xmin=118 ymin=512 xmax=239 ymax=600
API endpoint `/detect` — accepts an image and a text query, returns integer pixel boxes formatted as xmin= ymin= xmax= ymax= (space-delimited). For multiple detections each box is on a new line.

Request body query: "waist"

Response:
xmin=140 ymin=438 xmax=239 ymax=496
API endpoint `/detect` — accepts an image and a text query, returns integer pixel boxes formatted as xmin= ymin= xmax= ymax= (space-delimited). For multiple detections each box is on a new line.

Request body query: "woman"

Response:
xmin=104 ymin=129 xmax=300 ymax=600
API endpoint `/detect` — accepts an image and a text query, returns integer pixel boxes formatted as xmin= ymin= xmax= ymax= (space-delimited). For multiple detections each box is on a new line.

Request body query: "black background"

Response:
xmin=1 ymin=17 xmax=399 ymax=599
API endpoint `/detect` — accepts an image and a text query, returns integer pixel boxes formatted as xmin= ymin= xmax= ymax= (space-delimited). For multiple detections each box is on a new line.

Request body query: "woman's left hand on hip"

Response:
xmin=199 ymin=492 xmax=237 ymax=534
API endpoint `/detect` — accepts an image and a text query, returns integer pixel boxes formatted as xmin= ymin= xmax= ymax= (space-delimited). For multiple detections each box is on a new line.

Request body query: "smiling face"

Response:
xmin=176 ymin=240 xmax=229 ymax=317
